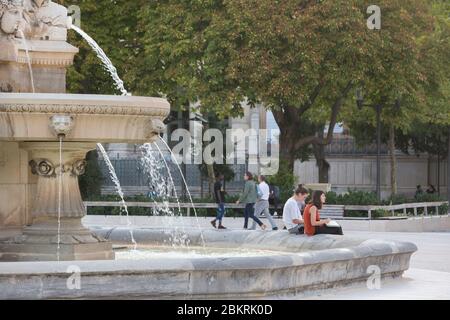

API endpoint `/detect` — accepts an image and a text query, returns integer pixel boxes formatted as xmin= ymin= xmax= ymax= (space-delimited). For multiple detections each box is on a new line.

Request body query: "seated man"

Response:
xmin=282 ymin=184 xmax=309 ymax=234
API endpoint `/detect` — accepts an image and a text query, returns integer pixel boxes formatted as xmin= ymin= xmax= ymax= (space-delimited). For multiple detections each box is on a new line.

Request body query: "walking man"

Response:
xmin=250 ymin=175 xmax=278 ymax=230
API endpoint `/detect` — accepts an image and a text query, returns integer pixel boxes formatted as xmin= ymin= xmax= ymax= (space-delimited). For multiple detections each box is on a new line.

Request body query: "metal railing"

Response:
xmin=84 ymin=201 xmax=449 ymax=220
xmin=345 ymin=201 xmax=449 ymax=220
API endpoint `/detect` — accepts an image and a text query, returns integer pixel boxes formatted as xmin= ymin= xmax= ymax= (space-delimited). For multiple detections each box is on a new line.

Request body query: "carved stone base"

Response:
xmin=0 ymin=218 xmax=114 ymax=261
xmin=0 ymin=141 xmax=115 ymax=261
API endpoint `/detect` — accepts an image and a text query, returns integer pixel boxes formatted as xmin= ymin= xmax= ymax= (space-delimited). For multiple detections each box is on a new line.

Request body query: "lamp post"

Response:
xmin=355 ymin=90 xmax=402 ymax=202
xmin=356 ymin=89 xmax=384 ymax=201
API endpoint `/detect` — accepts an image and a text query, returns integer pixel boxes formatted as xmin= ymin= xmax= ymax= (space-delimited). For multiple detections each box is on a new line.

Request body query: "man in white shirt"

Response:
xmin=283 ymin=185 xmax=309 ymax=234
xmin=251 ymin=175 xmax=278 ymax=230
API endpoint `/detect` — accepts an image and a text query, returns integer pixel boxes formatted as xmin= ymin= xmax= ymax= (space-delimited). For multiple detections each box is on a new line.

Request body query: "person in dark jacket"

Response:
xmin=211 ymin=173 xmax=226 ymax=229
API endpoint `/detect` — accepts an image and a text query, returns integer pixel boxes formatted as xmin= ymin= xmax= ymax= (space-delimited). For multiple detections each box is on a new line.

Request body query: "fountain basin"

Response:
xmin=0 ymin=228 xmax=417 ymax=299
xmin=0 ymin=92 xmax=170 ymax=261
xmin=0 ymin=93 xmax=169 ymax=142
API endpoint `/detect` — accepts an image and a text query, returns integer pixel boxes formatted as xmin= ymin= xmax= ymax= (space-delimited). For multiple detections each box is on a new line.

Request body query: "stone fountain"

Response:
xmin=0 ymin=0 xmax=169 ymax=261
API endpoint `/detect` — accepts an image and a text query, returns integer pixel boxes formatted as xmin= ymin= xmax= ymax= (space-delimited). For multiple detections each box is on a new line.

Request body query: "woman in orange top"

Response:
xmin=303 ymin=190 xmax=343 ymax=236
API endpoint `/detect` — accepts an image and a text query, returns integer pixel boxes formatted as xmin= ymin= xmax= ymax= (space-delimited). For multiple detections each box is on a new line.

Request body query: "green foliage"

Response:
xmin=331 ymin=189 xmax=380 ymax=205
xmin=344 ymin=0 xmax=450 ymax=158
xmin=371 ymin=209 xmax=393 ymax=219
xmin=385 ymin=194 xmax=410 ymax=206
xmin=78 ymin=150 xmax=103 ymax=200
xmin=58 ymin=0 xmax=448 ymax=183
xmin=324 ymin=191 xmax=339 ymax=205
xmin=414 ymin=192 xmax=447 ymax=203
xmin=199 ymin=163 xmax=235 ymax=182
xmin=266 ymin=160 xmax=296 ymax=203
xmin=59 ymin=0 xmax=150 ymax=95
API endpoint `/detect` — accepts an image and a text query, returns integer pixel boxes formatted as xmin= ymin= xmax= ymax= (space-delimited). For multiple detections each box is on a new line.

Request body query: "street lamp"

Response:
xmin=355 ymin=89 xmax=402 ymax=201
xmin=355 ymin=89 xmax=384 ymax=201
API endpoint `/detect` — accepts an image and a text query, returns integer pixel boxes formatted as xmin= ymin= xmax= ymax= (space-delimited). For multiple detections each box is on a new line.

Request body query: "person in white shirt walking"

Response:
xmin=250 ymin=175 xmax=278 ymax=230
xmin=283 ymin=185 xmax=309 ymax=234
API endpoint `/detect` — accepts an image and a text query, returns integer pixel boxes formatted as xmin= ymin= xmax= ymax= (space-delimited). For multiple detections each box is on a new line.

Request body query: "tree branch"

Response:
xmin=292 ymin=80 xmax=353 ymax=149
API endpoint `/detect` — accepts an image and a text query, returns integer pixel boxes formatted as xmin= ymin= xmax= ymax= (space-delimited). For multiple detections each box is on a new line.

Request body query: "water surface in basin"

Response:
xmin=114 ymin=246 xmax=284 ymax=260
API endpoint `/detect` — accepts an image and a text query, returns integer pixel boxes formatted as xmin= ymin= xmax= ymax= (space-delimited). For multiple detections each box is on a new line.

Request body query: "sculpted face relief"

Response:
xmin=1 ymin=8 xmax=21 ymax=34
xmin=0 ymin=1 xmax=24 ymax=36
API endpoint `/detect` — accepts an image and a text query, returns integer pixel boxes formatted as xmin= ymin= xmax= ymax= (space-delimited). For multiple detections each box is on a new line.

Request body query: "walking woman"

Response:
xmin=303 ymin=190 xmax=343 ymax=236
xmin=236 ymin=172 xmax=267 ymax=230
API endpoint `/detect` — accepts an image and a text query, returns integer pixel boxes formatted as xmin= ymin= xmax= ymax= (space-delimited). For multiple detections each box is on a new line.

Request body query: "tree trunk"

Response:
xmin=312 ymin=126 xmax=330 ymax=183
xmin=388 ymin=124 xmax=398 ymax=196
xmin=278 ymin=124 xmax=297 ymax=175
xmin=271 ymin=81 xmax=353 ymax=180
xmin=447 ymin=126 xmax=450 ymax=214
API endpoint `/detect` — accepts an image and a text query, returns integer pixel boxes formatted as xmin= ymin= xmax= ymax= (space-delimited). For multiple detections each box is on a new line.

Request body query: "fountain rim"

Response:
xmin=0 ymin=93 xmax=170 ymax=108
xmin=0 ymin=93 xmax=170 ymax=117
xmin=0 ymin=234 xmax=417 ymax=275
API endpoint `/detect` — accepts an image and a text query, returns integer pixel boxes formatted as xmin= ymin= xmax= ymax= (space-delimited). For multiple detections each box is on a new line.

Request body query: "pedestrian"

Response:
xmin=236 ymin=172 xmax=267 ymax=230
xmin=269 ymin=184 xmax=280 ymax=216
xmin=415 ymin=185 xmax=424 ymax=200
xmin=211 ymin=173 xmax=226 ymax=229
xmin=250 ymin=175 xmax=278 ymax=231
xmin=426 ymin=184 xmax=436 ymax=194
xmin=282 ymin=184 xmax=309 ymax=234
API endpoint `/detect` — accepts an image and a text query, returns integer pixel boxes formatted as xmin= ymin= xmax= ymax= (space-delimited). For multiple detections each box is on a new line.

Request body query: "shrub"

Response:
xmin=384 ymin=194 xmax=409 ymax=205
xmin=336 ymin=189 xmax=380 ymax=206
xmin=266 ymin=160 xmax=296 ymax=203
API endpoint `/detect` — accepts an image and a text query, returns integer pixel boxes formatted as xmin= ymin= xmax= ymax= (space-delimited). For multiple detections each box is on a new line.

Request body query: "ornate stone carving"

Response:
xmin=29 ymin=158 xmax=55 ymax=177
xmin=146 ymin=118 xmax=166 ymax=142
xmin=70 ymin=159 xmax=86 ymax=176
xmin=0 ymin=83 xmax=13 ymax=92
xmin=29 ymin=158 xmax=87 ymax=178
xmin=21 ymin=0 xmax=69 ymax=41
xmin=0 ymin=0 xmax=24 ymax=39
xmin=0 ymin=103 xmax=169 ymax=117
xmin=29 ymin=158 xmax=87 ymax=177
xmin=49 ymin=114 xmax=74 ymax=137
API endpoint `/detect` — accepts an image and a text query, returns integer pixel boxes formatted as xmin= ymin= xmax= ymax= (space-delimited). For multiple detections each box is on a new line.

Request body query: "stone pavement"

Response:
xmin=303 ymin=231 xmax=450 ymax=300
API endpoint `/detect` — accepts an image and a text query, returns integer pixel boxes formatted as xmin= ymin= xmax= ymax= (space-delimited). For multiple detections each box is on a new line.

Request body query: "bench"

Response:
xmin=318 ymin=205 xmax=345 ymax=219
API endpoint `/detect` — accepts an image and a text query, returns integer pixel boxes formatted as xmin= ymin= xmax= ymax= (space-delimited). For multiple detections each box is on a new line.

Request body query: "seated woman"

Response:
xmin=303 ymin=190 xmax=343 ymax=236
xmin=282 ymin=184 xmax=309 ymax=234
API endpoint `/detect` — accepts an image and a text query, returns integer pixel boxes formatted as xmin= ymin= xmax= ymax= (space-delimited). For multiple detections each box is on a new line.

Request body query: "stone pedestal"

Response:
xmin=0 ymin=141 xmax=34 ymax=240
xmin=0 ymin=142 xmax=114 ymax=261
xmin=0 ymin=39 xmax=78 ymax=93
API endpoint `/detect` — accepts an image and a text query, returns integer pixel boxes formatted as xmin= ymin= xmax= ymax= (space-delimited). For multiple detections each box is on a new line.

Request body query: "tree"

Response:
xmin=131 ymin=0 xmax=437 ymax=177
xmin=60 ymin=0 xmax=148 ymax=95
xmin=60 ymin=0 xmax=446 ymax=191
xmin=345 ymin=0 xmax=449 ymax=196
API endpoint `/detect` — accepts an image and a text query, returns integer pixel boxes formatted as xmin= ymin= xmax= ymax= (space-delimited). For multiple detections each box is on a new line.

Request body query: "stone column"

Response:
xmin=0 ymin=142 xmax=114 ymax=261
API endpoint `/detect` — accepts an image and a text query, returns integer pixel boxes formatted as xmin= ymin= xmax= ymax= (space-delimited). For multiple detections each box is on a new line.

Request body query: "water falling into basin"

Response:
xmin=139 ymin=143 xmax=191 ymax=248
xmin=70 ymin=25 xmax=129 ymax=96
xmin=97 ymin=143 xmax=136 ymax=249
xmin=57 ymin=136 xmax=62 ymax=261
xmin=18 ymin=30 xmax=35 ymax=93
xmin=158 ymin=137 xmax=206 ymax=247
